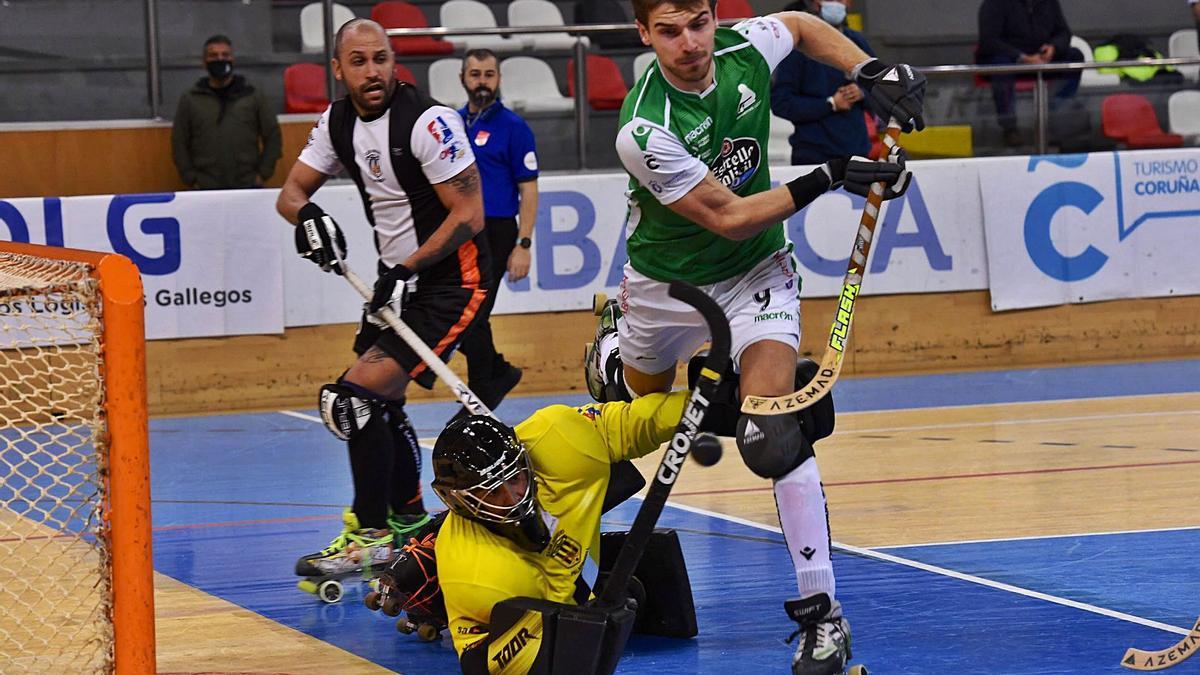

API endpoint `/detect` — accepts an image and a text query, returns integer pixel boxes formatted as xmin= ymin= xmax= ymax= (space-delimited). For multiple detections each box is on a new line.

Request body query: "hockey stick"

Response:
xmin=597 ymin=280 xmax=730 ymax=607
xmin=741 ymin=119 xmax=903 ymax=416
xmin=339 ymin=263 xmax=494 ymax=418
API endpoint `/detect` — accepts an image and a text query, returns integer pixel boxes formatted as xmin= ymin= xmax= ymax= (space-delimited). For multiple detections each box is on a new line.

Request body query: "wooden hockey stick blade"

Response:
xmin=341 ymin=265 xmax=494 ymax=419
xmin=1120 ymin=617 xmax=1200 ymax=670
xmin=741 ymin=120 xmax=904 ymax=415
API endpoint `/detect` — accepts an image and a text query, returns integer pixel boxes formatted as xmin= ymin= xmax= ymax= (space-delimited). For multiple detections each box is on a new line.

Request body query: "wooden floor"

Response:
xmin=641 ymin=392 xmax=1200 ymax=547
xmin=4 ymin=366 xmax=1199 ymax=672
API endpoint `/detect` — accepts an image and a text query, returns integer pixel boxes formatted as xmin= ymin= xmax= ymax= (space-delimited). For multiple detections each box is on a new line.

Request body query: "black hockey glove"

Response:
xmin=295 ymin=202 xmax=347 ymax=275
xmin=366 ymin=263 xmax=413 ymax=327
xmin=851 ymin=59 xmax=927 ymax=133
xmin=823 ymin=146 xmax=911 ymax=201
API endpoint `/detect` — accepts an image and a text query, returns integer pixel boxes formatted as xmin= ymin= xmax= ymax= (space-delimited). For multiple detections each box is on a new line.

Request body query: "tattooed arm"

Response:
xmin=401 ymin=163 xmax=486 ymax=274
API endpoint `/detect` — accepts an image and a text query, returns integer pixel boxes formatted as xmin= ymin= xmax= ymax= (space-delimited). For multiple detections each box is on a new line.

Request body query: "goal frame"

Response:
xmin=0 ymin=240 xmax=155 ymax=674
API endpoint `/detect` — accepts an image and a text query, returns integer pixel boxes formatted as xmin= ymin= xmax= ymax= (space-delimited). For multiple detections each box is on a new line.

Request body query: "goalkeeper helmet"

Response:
xmin=431 ymin=415 xmax=549 ymax=552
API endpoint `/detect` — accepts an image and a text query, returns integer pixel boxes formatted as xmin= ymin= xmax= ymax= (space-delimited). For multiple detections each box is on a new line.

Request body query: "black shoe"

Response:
xmin=484 ymin=365 xmax=523 ymax=409
xmin=449 ymin=366 xmax=522 ymax=423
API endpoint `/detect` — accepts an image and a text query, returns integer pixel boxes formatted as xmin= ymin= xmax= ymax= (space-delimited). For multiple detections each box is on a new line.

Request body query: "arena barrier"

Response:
xmin=3 ymin=148 xmax=1198 ymax=340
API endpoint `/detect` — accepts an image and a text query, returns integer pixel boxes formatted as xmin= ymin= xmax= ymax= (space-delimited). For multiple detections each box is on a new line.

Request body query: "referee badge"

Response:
xmin=475 ymin=130 xmax=490 ymax=146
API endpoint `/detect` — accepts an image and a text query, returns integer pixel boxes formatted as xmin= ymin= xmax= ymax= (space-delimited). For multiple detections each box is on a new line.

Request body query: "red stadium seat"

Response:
xmin=1101 ymin=93 xmax=1184 ymax=149
xmin=567 ymin=55 xmax=628 ymax=111
xmin=283 ymin=63 xmax=329 ymax=114
xmin=394 ymin=62 xmax=416 ymax=85
xmin=716 ymin=0 xmax=755 ymax=20
xmin=371 ymin=1 xmax=454 ymax=55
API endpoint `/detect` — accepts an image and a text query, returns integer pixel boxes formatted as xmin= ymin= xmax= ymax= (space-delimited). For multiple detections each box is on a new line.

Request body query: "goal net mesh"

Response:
xmin=0 ymin=251 xmax=114 ymax=673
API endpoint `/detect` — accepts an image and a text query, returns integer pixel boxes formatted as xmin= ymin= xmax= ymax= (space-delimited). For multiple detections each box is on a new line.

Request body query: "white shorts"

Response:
xmin=618 ymin=245 xmax=801 ymax=375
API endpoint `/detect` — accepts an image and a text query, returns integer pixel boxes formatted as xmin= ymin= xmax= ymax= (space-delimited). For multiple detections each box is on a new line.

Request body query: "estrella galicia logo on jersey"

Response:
xmin=427 ymin=116 xmax=454 ymax=144
xmin=711 ymin=137 xmax=760 ymax=190
xmin=365 ymin=149 xmax=384 ymax=182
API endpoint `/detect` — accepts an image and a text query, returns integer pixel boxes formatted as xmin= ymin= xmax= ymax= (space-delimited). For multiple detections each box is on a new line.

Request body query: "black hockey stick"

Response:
xmin=597 ymin=280 xmax=731 ymax=607
xmin=742 ymin=119 xmax=903 ymax=415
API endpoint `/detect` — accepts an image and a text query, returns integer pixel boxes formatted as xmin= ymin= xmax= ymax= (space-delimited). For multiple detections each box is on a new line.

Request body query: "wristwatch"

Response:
xmin=517 ymin=236 xmax=532 ymax=249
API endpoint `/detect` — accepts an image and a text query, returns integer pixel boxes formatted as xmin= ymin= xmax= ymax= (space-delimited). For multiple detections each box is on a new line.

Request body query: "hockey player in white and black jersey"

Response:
xmin=276 ymin=19 xmax=489 ymax=579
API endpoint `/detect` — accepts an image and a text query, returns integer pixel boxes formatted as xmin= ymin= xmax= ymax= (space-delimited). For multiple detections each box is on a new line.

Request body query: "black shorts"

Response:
xmin=354 ymin=281 xmax=488 ymax=390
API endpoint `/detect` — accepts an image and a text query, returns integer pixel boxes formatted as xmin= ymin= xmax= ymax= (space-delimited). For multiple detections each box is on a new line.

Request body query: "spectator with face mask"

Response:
xmin=171 ymin=35 xmax=282 ymax=190
xmin=769 ymin=0 xmax=876 ymax=164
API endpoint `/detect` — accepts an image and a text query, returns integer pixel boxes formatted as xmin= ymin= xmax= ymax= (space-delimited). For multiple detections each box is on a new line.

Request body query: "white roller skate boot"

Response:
xmin=786 ymin=593 xmax=854 ymax=675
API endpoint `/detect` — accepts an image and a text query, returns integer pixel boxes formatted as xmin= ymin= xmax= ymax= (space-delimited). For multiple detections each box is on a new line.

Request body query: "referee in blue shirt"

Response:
xmin=452 ymin=48 xmax=539 ymax=419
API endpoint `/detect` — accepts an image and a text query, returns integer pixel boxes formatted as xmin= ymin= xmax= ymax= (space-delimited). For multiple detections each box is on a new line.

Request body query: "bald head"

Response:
xmin=334 ymin=18 xmax=389 ymax=59
xmin=331 ymin=18 xmax=396 ymax=116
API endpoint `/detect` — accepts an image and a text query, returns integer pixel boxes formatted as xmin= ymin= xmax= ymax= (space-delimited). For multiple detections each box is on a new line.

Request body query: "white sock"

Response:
xmin=773 ymin=457 xmax=835 ymax=598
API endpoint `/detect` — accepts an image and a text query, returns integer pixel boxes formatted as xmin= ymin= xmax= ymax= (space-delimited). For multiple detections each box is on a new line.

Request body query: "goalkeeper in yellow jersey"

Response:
xmin=369 ymin=390 xmax=689 ymax=673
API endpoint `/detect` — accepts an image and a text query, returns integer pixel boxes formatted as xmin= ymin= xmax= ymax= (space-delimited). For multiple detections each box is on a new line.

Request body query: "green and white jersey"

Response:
xmin=616 ymin=17 xmax=795 ymax=285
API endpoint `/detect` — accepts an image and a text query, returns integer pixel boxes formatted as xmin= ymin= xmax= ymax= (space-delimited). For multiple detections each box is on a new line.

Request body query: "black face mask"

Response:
xmin=206 ymin=59 xmax=233 ymax=80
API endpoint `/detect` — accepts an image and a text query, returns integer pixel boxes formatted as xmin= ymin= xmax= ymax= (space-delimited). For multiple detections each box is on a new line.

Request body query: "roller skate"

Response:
xmin=785 ymin=593 xmax=866 ymax=675
xmin=365 ymin=512 xmax=449 ymax=642
xmin=389 ymin=511 xmax=435 ymax=541
xmin=583 ymin=293 xmax=630 ymax=403
xmin=295 ymin=509 xmax=396 ymax=603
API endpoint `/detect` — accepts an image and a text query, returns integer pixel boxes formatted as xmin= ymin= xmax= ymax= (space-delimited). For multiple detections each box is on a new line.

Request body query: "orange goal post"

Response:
xmin=0 ymin=241 xmax=154 ymax=673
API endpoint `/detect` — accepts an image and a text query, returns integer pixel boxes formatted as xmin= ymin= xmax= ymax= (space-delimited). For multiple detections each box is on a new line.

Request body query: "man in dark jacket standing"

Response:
xmin=976 ymin=0 xmax=1083 ymax=146
xmin=172 ymin=35 xmax=282 ymax=189
xmin=770 ymin=0 xmax=875 ymax=165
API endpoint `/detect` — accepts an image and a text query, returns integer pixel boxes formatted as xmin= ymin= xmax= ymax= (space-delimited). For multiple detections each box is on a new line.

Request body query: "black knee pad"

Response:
xmin=735 ymin=413 xmax=814 ymax=479
xmin=795 ymin=358 xmax=835 ymax=443
xmin=686 ymin=350 xmax=740 ymax=437
xmin=319 ymin=381 xmax=384 ymax=440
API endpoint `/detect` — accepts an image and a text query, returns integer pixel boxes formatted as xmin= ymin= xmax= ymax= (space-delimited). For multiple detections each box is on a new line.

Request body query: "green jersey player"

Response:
xmin=585 ymin=2 xmax=925 ymax=673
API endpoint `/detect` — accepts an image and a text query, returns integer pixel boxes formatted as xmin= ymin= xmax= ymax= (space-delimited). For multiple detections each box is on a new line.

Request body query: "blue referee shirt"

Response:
xmin=457 ymin=99 xmax=539 ymax=219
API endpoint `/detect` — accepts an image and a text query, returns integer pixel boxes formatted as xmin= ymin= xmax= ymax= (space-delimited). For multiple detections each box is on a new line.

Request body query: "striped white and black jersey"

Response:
xmin=299 ymin=84 xmax=483 ymax=286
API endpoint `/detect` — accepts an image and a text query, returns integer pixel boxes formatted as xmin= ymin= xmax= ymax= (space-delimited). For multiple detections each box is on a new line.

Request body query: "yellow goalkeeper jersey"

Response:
xmin=437 ymin=391 xmax=688 ymax=658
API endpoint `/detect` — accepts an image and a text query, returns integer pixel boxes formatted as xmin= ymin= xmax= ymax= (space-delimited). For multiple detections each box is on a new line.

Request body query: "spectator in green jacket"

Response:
xmin=171 ymin=35 xmax=282 ymax=190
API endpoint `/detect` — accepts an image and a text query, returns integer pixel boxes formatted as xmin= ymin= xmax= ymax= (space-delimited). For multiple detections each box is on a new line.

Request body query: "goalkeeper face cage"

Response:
xmin=431 ymin=415 xmax=538 ymax=526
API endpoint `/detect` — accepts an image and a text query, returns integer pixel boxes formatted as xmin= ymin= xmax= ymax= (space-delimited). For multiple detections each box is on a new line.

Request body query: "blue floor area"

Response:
xmin=396 ymin=358 xmax=1200 ymax=430
xmin=830 ymin=359 xmax=1200 ymax=412
xmin=887 ymin=529 xmax=1200 ymax=630
xmin=151 ymin=491 xmax=1198 ymax=674
xmin=10 ymin=360 xmax=1198 ymax=672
